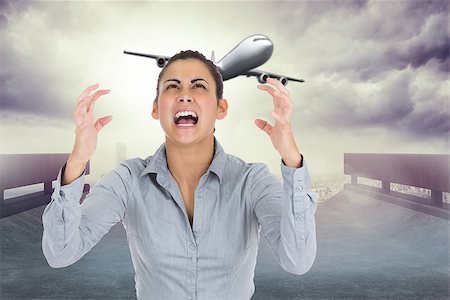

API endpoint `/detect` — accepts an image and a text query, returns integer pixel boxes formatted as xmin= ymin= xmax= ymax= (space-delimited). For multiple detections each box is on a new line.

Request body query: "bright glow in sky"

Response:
xmin=1 ymin=1 xmax=448 ymax=182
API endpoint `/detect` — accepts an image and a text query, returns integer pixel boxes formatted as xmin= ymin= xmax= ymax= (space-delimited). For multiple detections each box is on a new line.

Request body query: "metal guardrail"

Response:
xmin=344 ymin=153 xmax=450 ymax=206
xmin=0 ymin=154 xmax=90 ymax=218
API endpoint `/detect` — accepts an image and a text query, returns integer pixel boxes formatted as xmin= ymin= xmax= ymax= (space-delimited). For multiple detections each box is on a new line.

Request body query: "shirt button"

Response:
xmin=295 ymin=186 xmax=304 ymax=192
xmin=295 ymin=214 xmax=304 ymax=221
xmin=188 ymin=272 xmax=194 ymax=279
xmin=190 ymin=243 xmax=197 ymax=250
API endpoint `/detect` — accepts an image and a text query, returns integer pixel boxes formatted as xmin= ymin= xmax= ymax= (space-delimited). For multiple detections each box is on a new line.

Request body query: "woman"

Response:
xmin=42 ymin=50 xmax=317 ymax=299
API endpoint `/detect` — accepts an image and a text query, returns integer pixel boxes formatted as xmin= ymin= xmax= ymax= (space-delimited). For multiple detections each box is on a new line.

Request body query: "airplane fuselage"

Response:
xmin=123 ymin=34 xmax=304 ymax=86
xmin=216 ymin=34 xmax=273 ymax=81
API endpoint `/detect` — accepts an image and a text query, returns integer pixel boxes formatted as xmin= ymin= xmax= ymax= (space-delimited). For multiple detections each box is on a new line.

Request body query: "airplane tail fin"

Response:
xmin=211 ymin=50 xmax=215 ymax=63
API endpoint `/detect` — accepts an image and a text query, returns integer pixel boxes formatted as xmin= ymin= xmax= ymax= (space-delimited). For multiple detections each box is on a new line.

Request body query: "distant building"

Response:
xmin=116 ymin=142 xmax=127 ymax=165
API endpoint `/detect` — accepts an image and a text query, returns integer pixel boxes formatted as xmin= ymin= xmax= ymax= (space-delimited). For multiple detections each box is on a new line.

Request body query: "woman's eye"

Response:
xmin=193 ymin=83 xmax=206 ymax=89
xmin=166 ymin=84 xmax=179 ymax=89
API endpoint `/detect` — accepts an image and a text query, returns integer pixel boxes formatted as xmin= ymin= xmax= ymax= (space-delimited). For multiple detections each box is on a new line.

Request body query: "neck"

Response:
xmin=166 ymin=135 xmax=215 ymax=185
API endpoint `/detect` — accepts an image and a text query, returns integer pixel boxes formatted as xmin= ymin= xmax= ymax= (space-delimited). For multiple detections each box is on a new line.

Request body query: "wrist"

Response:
xmin=282 ymin=153 xmax=303 ymax=168
xmin=63 ymin=159 xmax=87 ymax=186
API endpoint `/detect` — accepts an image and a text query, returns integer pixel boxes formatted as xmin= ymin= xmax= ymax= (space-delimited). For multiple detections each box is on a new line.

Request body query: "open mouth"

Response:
xmin=174 ymin=110 xmax=198 ymax=127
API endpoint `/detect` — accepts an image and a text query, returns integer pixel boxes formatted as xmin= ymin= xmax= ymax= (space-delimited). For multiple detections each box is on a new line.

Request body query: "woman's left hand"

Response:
xmin=255 ymin=78 xmax=302 ymax=168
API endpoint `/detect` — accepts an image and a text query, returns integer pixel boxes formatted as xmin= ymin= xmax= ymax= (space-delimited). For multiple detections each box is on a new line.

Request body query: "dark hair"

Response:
xmin=155 ymin=50 xmax=223 ymax=101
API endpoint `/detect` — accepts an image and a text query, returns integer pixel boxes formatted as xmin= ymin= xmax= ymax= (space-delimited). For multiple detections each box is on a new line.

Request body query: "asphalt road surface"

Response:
xmin=1 ymin=190 xmax=449 ymax=299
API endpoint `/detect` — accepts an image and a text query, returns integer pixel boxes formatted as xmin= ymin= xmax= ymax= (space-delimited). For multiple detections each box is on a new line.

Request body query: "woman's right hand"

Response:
xmin=67 ymin=83 xmax=112 ymax=168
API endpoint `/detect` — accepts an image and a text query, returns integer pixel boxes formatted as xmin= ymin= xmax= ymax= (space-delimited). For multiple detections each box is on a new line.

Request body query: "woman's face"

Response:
xmin=152 ymin=58 xmax=228 ymax=146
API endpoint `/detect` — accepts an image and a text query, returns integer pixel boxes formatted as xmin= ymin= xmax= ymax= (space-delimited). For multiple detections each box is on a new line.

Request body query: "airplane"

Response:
xmin=123 ymin=34 xmax=304 ymax=85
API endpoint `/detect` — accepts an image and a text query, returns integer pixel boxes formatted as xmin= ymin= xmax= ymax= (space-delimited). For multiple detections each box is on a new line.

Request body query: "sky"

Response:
xmin=1 ymin=0 xmax=449 ymax=182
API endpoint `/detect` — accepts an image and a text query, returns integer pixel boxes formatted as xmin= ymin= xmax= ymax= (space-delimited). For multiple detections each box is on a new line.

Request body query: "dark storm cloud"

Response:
xmin=274 ymin=0 xmax=449 ymax=139
xmin=0 ymin=1 xmax=86 ymax=125
xmin=1 ymin=0 xmax=448 ymax=140
xmin=320 ymin=5 xmax=449 ymax=80
xmin=0 ymin=37 xmax=71 ymax=121
xmin=382 ymin=10 xmax=449 ymax=76
xmin=389 ymin=42 xmax=449 ymax=71
xmin=404 ymin=108 xmax=450 ymax=137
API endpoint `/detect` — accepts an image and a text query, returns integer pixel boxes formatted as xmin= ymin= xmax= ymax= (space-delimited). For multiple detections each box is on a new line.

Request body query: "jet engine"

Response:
xmin=279 ymin=77 xmax=288 ymax=86
xmin=156 ymin=57 xmax=167 ymax=68
xmin=258 ymin=73 xmax=269 ymax=84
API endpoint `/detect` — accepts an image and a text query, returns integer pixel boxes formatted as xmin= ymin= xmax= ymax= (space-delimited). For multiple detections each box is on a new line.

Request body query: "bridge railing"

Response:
xmin=0 ymin=154 xmax=90 ymax=218
xmin=344 ymin=153 xmax=450 ymax=206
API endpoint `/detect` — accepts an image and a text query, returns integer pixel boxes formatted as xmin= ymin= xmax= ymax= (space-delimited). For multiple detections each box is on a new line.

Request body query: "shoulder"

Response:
xmin=221 ymin=153 xmax=280 ymax=201
xmin=222 ymin=153 xmax=272 ymax=179
xmin=113 ymin=157 xmax=149 ymax=179
xmin=121 ymin=157 xmax=147 ymax=170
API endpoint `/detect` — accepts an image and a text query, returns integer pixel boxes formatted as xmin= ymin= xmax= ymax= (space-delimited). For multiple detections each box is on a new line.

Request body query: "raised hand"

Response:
xmin=255 ymin=78 xmax=302 ymax=168
xmin=63 ymin=84 xmax=112 ymax=185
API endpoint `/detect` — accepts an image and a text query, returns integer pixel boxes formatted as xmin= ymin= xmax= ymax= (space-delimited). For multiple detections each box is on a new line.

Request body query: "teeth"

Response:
xmin=177 ymin=123 xmax=195 ymax=127
xmin=175 ymin=111 xmax=197 ymax=119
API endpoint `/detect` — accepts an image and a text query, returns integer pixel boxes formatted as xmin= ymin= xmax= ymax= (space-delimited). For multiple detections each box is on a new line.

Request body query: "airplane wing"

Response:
xmin=123 ymin=50 xmax=305 ymax=85
xmin=123 ymin=50 xmax=171 ymax=68
xmin=245 ymin=69 xmax=305 ymax=85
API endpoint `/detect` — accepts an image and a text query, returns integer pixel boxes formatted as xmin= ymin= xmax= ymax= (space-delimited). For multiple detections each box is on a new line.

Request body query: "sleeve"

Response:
xmin=252 ymin=159 xmax=317 ymax=275
xmin=41 ymin=161 xmax=132 ymax=268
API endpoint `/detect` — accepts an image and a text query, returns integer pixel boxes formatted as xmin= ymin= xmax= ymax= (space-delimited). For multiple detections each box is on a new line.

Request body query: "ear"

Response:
xmin=152 ymin=100 xmax=159 ymax=119
xmin=216 ymin=99 xmax=228 ymax=120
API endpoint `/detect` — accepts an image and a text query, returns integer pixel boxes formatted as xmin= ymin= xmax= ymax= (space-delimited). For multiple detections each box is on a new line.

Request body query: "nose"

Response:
xmin=177 ymin=94 xmax=192 ymax=103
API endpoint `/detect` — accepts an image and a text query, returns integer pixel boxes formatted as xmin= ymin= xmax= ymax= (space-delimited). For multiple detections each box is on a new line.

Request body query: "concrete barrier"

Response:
xmin=0 ymin=154 xmax=90 ymax=218
xmin=344 ymin=153 xmax=450 ymax=206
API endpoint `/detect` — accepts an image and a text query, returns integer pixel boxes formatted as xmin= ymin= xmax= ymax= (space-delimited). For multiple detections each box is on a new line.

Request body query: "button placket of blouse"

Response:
xmin=187 ymin=247 xmax=197 ymax=299
xmin=189 ymin=241 xmax=197 ymax=260
xmin=192 ymin=173 xmax=209 ymax=239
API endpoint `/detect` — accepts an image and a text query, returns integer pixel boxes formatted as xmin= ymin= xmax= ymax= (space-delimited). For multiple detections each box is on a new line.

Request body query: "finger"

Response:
xmin=73 ymin=89 xmax=109 ymax=126
xmin=257 ymin=84 xmax=281 ymax=97
xmin=87 ymin=89 xmax=110 ymax=113
xmin=280 ymin=96 xmax=293 ymax=117
xmin=261 ymin=84 xmax=293 ymax=118
xmin=266 ymin=78 xmax=289 ymax=96
xmin=255 ymin=118 xmax=273 ymax=135
xmin=266 ymin=78 xmax=293 ymax=113
xmin=257 ymin=84 xmax=283 ymax=112
xmin=95 ymin=115 xmax=113 ymax=131
xmin=75 ymin=88 xmax=108 ymax=115
xmin=77 ymin=83 xmax=99 ymax=103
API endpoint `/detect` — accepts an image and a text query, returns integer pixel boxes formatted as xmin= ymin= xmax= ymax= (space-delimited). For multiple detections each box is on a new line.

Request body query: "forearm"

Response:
xmin=279 ymin=161 xmax=317 ymax=274
xmin=254 ymin=161 xmax=317 ymax=275
xmin=42 ymin=162 xmax=130 ymax=268
xmin=278 ymin=189 xmax=317 ymax=275
xmin=42 ymin=164 xmax=86 ymax=267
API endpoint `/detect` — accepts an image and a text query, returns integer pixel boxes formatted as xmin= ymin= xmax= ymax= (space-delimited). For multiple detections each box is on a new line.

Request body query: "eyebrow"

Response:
xmin=191 ymin=78 xmax=208 ymax=84
xmin=163 ymin=78 xmax=208 ymax=84
xmin=164 ymin=79 xmax=181 ymax=84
